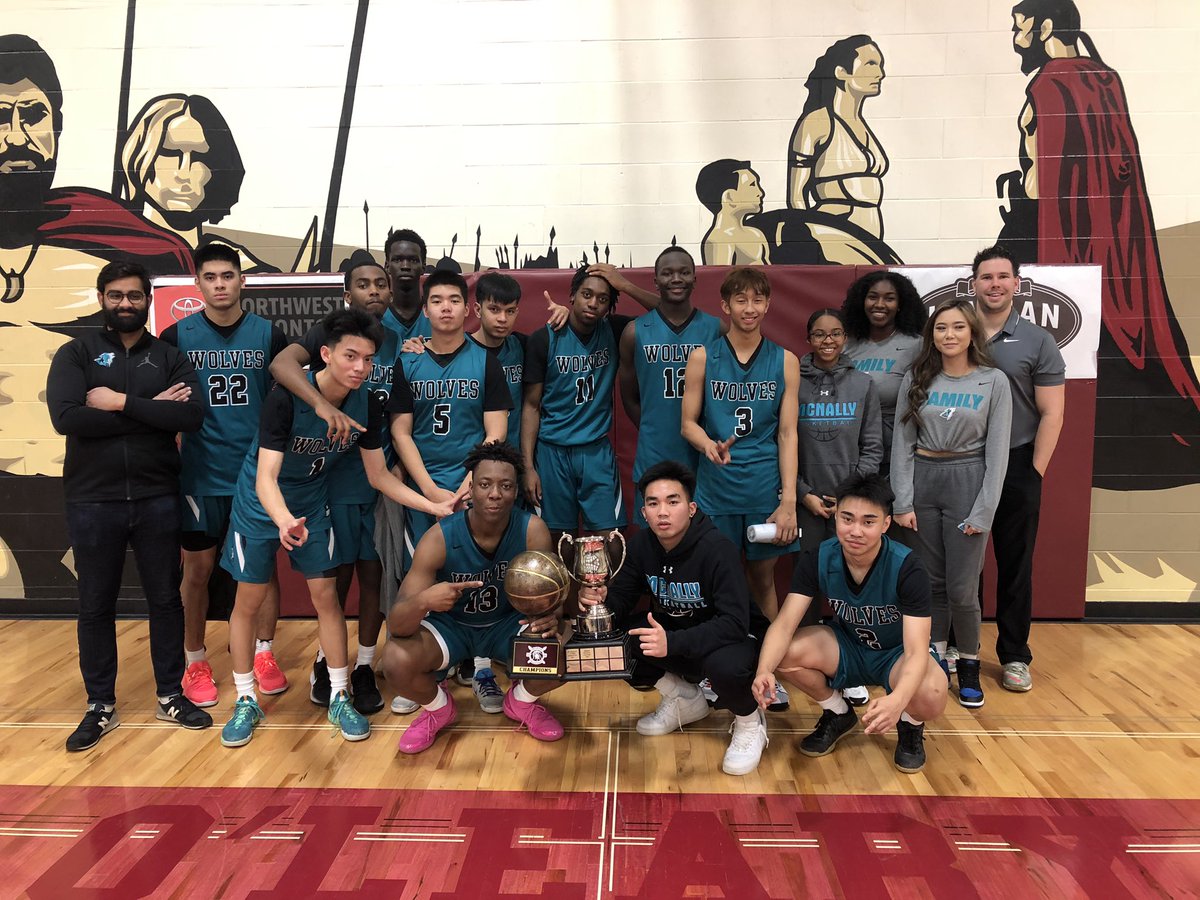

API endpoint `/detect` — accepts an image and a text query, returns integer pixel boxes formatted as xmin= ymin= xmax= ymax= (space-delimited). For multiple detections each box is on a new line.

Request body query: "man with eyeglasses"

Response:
xmin=47 ymin=260 xmax=212 ymax=752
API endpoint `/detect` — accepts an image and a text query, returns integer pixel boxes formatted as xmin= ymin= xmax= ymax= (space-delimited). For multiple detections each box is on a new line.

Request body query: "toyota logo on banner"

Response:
xmin=171 ymin=296 xmax=206 ymax=321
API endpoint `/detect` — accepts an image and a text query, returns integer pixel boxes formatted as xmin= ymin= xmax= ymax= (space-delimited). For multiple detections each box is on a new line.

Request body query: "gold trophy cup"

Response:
xmin=556 ymin=531 xmax=634 ymax=680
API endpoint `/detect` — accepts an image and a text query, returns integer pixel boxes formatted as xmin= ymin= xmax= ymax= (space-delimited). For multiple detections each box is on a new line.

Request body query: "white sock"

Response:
xmin=328 ymin=665 xmax=349 ymax=696
xmin=818 ymin=692 xmax=850 ymax=715
xmin=734 ymin=710 xmax=762 ymax=727
xmin=959 ymin=652 xmax=979 ymax=660
xmin=316 ymin=648 xmax=326 ymax=663
xmin=901 ymin=711 xmax=923 ymax=726
xmin=255 ymin=639 xmax=272 ymax=655
xmin=356 ymin=644 xmax=375 ymax=668
xmin=654 ymin=672 xmax=693 ymax=699
xmin=474 ymin=656 xmax=490 ymax=674
xmin=233 ymin=671 xmax=256 ymax=702
xmin=157 ymin=694 xmax=174 ymax=704
xmin=512 ymin=682 xmax=537 ymax=704
xmin=934 ymin=641 xmax=948 ymax=658
xmin=185 ymin=647 xmax=206 ymax=665
xmin=423 ymin=684 xmax=449 ymax=711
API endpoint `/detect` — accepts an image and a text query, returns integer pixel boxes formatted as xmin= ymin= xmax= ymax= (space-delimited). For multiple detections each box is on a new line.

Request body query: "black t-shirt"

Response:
xmin=791 ymin=544 xmax=931 ymax=618
xmin=259 ymin=386 xmax=385 ymax=452
xmin=385 ymin=341 xmax=513 ymax=415
xmin=522 ymin=314 xmax=633 ymax=385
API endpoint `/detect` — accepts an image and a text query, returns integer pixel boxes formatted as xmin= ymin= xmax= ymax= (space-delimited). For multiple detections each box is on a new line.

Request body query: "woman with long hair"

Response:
xmin=891 ymin=299 xmax=1012 ymax=709
xmin=841 ymin=270 xmax=927 ymax=472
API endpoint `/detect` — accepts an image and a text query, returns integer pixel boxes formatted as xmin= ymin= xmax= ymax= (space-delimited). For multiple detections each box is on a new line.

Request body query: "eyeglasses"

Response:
xmin=810 ymin=330 xmax=845 ymax=342
xmin=104 ymin=290 xmax=148 ymax=304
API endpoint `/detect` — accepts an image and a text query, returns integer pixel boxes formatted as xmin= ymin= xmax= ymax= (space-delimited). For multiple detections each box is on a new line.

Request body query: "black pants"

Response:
xmin=66 ymin=495 xmax=185 ymax=704
xmin=988 ymin=443 xmax=1042 ymax=665
xmin=627 ymin=613 xmax=763 ymax=716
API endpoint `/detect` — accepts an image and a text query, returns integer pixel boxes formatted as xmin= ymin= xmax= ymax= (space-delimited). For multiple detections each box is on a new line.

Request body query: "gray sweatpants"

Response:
xmin=912 ymin=454 xmax=987 ymax=655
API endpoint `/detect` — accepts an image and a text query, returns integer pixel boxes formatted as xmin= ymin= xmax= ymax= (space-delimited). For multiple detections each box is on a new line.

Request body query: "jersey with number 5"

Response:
xmin=632 ymin=308 xmax=722 ymax=480
xmin=695 ymin=336 xmax=786 ymax=514
xmin=230 ymin=376 xmax=380 ymax=540
xmin=436 ymin=506 xmax=533 ymax=626
xmin=174 ymin=311 xmax=277 ymax=496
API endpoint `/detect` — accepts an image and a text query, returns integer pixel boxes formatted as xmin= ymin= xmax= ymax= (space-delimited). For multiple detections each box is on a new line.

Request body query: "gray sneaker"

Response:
xmin=1002 ymin=662 xmax=1033 ymax=692
xmin=473 ymin=669 xmax=505 ymax=714
xmin=944 ymin=646 xmax=959 ymax=675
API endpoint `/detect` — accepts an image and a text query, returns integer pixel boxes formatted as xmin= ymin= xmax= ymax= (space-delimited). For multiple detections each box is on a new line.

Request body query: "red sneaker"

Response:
xmin=397 ymin=693 xmax=458 ymax=754
xmin=182 ymin=660 xmax=218 ymax=708
xmin=503 ymin=686 xmax=564 ymax=742
xmin=253 ymin=651 xmax=289 ymax=695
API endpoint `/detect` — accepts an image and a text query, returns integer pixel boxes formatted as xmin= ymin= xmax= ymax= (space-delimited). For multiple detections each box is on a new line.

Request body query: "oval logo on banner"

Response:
xmin=171 ymin=296 xmax=206 ymax=321
xmin=922 ymin=278 xmax=1082 ymax=348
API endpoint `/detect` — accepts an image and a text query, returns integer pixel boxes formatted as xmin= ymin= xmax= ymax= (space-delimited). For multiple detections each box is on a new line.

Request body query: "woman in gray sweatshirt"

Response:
xmin=891 ymin=298 xmax=1011 ymax=710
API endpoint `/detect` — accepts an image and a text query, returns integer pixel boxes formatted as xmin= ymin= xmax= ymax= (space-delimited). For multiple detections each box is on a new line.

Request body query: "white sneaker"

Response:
xmin=842 ymin=685 xmax=870 ymax=707
xmin=636 ymin=688 xmax=710 ymax=736
xmin=944 ymin=646 xmax=959 ymax=675
xmin=722 ymin=710 xmax=768 ymax=775
xmin=390 ymin=694 xmax=419 ymax=715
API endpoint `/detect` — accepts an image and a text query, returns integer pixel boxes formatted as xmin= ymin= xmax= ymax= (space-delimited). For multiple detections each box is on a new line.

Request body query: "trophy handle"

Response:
xmin=557 ymin=532 xmax=582 ymax=585
xmin=606 ymin=529 xmax=627 ymax=576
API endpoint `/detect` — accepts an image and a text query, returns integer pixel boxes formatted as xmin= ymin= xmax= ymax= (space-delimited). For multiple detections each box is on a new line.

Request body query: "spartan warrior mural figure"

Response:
xmin=696 ymin=159 xmax=770 ymax=265
xmin=996 ymin=0 xmax=1200 ymax=489
xmin=0 ymin=35 xmax=193 ymax=598
xmin=121 ymin=94 xmax=278 ymax=272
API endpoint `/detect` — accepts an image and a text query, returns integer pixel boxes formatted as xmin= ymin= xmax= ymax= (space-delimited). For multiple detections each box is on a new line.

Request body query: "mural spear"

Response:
xmin=111 ymin=0 xmax=138 ymax=198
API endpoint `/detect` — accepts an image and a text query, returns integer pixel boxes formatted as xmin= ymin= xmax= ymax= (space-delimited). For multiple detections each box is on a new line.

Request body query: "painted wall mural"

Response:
xmin=0 ymin=0 xmax=1196 ymax=609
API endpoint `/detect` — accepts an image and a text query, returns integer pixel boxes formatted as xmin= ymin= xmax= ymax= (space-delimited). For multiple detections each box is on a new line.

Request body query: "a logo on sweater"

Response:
xmin=94 ymin=352 xmax=115 ymax=367
xmin=939 ymin=407 xmax=956 ymax=420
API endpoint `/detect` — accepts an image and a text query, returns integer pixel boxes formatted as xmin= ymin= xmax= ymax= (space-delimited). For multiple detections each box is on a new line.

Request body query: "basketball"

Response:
xmin=504 ymin=550 xmax=570 ymax=617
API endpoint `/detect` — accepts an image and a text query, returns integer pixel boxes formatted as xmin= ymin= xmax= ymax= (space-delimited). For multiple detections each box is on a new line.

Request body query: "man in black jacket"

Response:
xmin=579 ymin=460 xmax=769 ymax=775
xmin=46 ymin=260 xmax=212 ymax=751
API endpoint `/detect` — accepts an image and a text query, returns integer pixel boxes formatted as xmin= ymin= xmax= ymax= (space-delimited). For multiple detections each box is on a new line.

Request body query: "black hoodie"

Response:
xmin=606 ymin=512 xmax=769 ymax=659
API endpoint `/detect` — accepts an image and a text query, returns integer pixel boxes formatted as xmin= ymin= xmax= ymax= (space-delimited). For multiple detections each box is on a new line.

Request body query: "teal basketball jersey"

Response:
xmin=230 ymin=375 xmax=373 ymax=540
xmin=381 ymin=307 xmax=431 ymax=344
xmin=694 ymin=337 xmax=786 ymax=513
xmin=436 ymin=506 xmax=533 ymax=627
xmin=818 ymin=535 xmax=910 ymax=652
xmin=538 ymin=320 xmax=619 ymax=446
xmin=494 ymin=334 xmax=525 ymax=448
xmin=632 ymin=309 xmax=722 ymax=479
xmin=326 ymin=319 xmax=400 ymax=503
xmin=399 ymin=339 xmax=492 ymax=490
xmin=177 ymin=312 xmax=275 ymax=496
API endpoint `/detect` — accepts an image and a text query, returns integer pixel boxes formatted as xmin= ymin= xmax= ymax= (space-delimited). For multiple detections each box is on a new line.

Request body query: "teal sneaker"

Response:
xmin=221 ymin=696 xmax=265 ymax=748
xmin=329 ymin=690 xmax=370 ymax=742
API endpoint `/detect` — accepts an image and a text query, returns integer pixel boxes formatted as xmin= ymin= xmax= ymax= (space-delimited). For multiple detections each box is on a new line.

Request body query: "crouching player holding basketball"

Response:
xmin=220 ymin=309 xmax=457 ymax=748
xmin=752 ymin=474 xmax=947 ymax=773
xmin=383 ymin=441 xmax=567 ymax=753
xmin=579 ymin=461 xmax=771 ymax=775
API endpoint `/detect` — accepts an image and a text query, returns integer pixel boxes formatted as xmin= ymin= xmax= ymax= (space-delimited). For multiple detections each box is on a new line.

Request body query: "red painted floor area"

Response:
xmin=2 ymin=784 xmax=1196 ymax=898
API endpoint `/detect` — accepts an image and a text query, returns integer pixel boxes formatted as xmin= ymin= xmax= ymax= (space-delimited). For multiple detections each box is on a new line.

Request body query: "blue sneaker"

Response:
xmin=221 ymin=696 xmax=265 ymax=747
xmin=330 ymin=690 xmax=370 ymax=741
xmin=956 ymin=659 xmax=985 ymax=708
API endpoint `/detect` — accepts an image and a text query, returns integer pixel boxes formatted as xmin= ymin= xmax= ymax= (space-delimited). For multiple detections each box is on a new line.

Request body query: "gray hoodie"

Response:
xmin=797 ymin=353 xmax=884 ymax=498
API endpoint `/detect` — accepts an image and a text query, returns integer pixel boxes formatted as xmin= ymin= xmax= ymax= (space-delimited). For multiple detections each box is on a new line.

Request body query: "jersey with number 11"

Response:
xmin=538 ymin=320 xmax=619 ymax=446
xmin=695 ymin=336 xmax=786 ymax=513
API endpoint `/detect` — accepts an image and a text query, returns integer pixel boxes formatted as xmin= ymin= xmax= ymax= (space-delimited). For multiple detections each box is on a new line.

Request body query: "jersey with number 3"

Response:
xmin=230 ymin=375 xmax=377 ymax=539
xmin=176 ymin=311 xmax=276 ymax=496
xmin=818 ymin=535 xmax=909 ymax=652
xmin=436 ymin=506 xmax=532 ymax=627
xmin=695 ymin=336 xmax=785 ymax=513
xmin=632 ymin=309 xmax=722 ymax=479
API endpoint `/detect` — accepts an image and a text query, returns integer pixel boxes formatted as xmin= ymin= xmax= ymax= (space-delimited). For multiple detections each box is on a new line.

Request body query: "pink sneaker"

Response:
xmin=397 ymin=693 xmax=458 ymax=754
xmin=503 ymin=686 xmax=564 ymax=742
xmin=253 ymin=651 xmax=289 ymax=695
xmin=182 ymin=660 xmax=218 ymax=708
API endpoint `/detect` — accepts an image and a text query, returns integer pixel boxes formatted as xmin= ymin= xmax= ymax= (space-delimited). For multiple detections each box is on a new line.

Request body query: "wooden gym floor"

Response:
xmin=0 ymin=619 xmax=1197 ymax=897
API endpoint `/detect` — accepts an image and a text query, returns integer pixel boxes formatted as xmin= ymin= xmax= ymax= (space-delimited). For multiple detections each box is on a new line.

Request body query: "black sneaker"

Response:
xmin=894 ymin=719 xmax=926 ymax=773
xmin=66 ymin=704 xmax=119 ymax=752
xmin=310 ymin=657 xmax=331 ymax=707
xmin=956 ymin=658 xmax=985 ymax=708
xmin=156 ymin=694 xmax=213 ymax=729
xmin=799 ymin=707 xmax=858 ymax=757
xmin=351 ymin=664 xmax=384 ymax=714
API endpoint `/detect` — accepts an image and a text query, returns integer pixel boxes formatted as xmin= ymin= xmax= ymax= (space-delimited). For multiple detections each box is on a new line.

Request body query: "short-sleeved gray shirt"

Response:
xmin=985 ymin=307 xmax=1066 ymax=448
